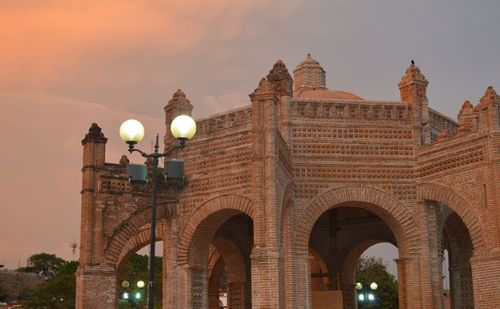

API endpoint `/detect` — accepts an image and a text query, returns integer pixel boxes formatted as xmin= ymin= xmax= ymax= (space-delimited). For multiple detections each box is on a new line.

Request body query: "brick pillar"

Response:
xmin=228 ymin=281 xmax=246 ymax=309
xmin=450 ymin=262 xmax=474 ymax=308
xmin=292 ymin=252 xmax=312 ymax=309
xmin=75 ymin=266 xmax=117 ymax=309
xmin=249 ymin=77 xmax=286 ymax=308
xmin=340 ymin=283 xmax=355 ymax=309
xmin=191 ymin=266 xmax=208 ymax=309
xmin=423 ymin=202 xmax=445 ymax=308
xmin=163 ymin=217 xmax=181 ymax=309
xmin=250 ymin=246 xmax=284 ymax=309
xmin=394 ymin=258 xmax=408 ymax=309
xmin=470 ymin=253 xmax=500 ymax=309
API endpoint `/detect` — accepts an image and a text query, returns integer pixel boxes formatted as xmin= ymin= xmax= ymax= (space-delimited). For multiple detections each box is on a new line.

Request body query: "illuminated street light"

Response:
xmin=119 ymin=115 xmax=196 ymax=309
xmin=356 ymin=281 xmax=378 ymax=308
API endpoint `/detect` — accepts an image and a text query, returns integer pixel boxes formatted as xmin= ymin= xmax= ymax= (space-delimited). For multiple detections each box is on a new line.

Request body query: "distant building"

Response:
xmin=0 ymin=270 xmax=43 ymax=302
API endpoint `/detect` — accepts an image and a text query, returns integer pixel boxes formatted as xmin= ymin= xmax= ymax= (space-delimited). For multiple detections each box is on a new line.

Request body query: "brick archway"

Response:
xmin=103 ymin=204 xmax=174 ymax=268
xmin=115 ymin=221 xmax=167 ymax=273
xmin=178 ymin=194 xmax=254 ymax=266
xmin=418 ymin=182 xmax=486 ymax=253
xmin=296 ymin=186 xmax=419 ymax=256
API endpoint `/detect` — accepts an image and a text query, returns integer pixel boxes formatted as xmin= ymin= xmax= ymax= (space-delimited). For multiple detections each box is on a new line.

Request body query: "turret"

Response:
xmin=398 ymin=61 xmax=431 ymax=145
xmin=476 ymin=86 xmax=500 ymax=132
xmin=457 ymin=100 xmax=477 ymax=135
xmin=266 ymin=59 xmax=293 ymax=97
xmin=293 ymin=53 xmax=326 ymax=92
xmin=164 ymin=89 xmax=193 ymax=147
xmin=80 ymin=123 xmax=107 ymax=266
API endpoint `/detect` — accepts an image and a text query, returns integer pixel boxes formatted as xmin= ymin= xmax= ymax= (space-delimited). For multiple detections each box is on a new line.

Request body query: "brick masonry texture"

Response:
xmin=76 ymin=56 xmax=500 ymax=308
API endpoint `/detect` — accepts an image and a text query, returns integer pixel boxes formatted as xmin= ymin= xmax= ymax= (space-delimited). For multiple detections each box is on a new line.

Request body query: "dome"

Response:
xmin=295 ymin=88 xmax=364 ymax=100
xmin=294 ymin=53 xmax=326 ymax=91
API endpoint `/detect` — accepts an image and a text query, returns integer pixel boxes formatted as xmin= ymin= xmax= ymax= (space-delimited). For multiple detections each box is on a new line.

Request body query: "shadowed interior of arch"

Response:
xmin=188 ymin=211 xmax=254 ymax=309
xmin=308 ymin=204 xmax=399 ymax=308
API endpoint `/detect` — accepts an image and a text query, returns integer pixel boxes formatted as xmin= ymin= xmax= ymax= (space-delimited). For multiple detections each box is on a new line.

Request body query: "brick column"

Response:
xmin=291 ymin=252 xmax=312 ymax=309
xmin=163 ymin=217 xmax=181 ymax=309
xmin=394 ymin=258 xmax=408 ymax=309
xmin=470 ymin=253 xmax=500 ymax=309
xmin=227 ymin=281 xmax=246 ymax=309
xmin=250 ymin=246 xmax=284 ymax=309
xmin=424 ymin=202 xmax=444 ymax=308
xmin=75 ymin=266 xmax=117 ymax=309
xmin=340 ymin=283 xmax=355 ymax=309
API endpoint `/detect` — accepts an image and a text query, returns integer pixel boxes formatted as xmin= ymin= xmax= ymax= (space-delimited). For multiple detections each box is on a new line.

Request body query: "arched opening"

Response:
xmin=183 ymin=210 xmax=253 ymax=309
xmin=117 ymin=240 xmax=163 ymax=308
xmin=356 ymin=243 xmax=399 ymax=309
xmin=441 ymin=210 xmax=474 ymax=308
xmin=308 ymin=205 xmax=399 ymax=309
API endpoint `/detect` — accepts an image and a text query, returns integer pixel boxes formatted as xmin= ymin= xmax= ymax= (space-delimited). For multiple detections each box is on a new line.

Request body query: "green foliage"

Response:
xmin=0 ymin=281 xmax=7 ymax=302
xmin=119 ymin=254 xmax=162 ymax=309
xmin=21 ymin=260 xmax=78 ymax=309
xmin=16 ymin=253 xmax=65 ymax=277
xmin=356 ymin=256 xmax=398 ymax=309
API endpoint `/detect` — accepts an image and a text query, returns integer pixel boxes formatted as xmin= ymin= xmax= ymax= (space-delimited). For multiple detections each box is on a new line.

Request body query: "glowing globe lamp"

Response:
xmin=120 ymin=119 xmax=145 ymax=145
xmin=370 ymin=282 xmax=378 ymax=290
xmin=137 ymin=280 xmax=145 ymax=288
xmin=171 ymin=115 xmax=196 ymax=141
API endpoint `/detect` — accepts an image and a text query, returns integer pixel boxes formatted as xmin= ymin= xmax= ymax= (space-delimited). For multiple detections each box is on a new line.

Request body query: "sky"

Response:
xmin=0 ymin=0 xmax=499 ymax=270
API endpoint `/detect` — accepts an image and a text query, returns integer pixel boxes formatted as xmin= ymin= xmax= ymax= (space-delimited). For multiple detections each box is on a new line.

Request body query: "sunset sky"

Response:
xmin=1 ymin=0 xmax=499 ymax=270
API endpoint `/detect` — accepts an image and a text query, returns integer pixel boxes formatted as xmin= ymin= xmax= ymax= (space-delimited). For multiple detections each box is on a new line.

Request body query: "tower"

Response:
xmin=293 ymin=53 xmax=326 ymax=92
xmin=164 ymin=89 xmax=194 ymax=147
xmin=398 ymin=61 xmax=431 ymax=145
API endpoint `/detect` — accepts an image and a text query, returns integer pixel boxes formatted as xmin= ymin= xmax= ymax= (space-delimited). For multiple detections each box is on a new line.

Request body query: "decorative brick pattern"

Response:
xmin=77 ymin=59 xmax=500 ymax=309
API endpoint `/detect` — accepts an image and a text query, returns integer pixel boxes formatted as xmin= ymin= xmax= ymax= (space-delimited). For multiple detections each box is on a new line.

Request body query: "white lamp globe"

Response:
xmin=137 ymin=280 xmax=145 ymax=288
xmin=171 ymin=115 xmax=196 ymax=140
xmin=119 ymin=119 xmax=145 ymax=143
xmin=370 ymin=282 xmax=378 ymax=290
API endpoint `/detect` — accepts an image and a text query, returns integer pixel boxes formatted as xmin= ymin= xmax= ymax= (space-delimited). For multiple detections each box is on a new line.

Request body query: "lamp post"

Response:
xmin=119 ymin=115 xmax=196 ymax=309
xmin=356 ymin=281 xmax=378 ymax=308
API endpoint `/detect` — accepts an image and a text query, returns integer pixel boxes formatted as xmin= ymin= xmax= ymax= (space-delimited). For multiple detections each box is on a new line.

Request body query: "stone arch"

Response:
xmin=115 ymin=221 xmax=166 ymax=273
xmin=212 ymin=237 xmax=247 ymax=283
xmin=178 ymin=194 xmax=254 ymax=266
xmin=296 ymin=186 xmax=419 ymax=257
xmin=418 ymin=182 xmax=486 ymax=253
xmin=103 ymin=204 xmax=174 ymax=268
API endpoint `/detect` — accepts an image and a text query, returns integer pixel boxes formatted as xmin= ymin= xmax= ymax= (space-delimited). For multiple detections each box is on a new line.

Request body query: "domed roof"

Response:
xmin=295 ymin=88 xmax=364 ymax=100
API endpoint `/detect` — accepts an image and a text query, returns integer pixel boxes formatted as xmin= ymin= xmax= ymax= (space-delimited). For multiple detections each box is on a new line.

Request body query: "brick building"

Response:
xmin=76 ymin=55 xmax=500 ymax=308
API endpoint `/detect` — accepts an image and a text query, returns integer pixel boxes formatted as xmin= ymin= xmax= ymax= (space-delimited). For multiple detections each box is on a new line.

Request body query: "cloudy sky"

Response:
xmin=1 ymin=0 xmax=499 ymax=270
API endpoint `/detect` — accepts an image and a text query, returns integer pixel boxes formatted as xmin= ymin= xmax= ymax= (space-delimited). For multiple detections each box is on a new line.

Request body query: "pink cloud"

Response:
xmin=0 ymin=92 xmax=164 ymax=268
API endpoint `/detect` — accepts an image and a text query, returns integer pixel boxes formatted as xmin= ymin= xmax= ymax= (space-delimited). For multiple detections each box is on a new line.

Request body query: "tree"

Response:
xmin=356 ymin=256 xmax=398 ymax=309
xmin=17 ymin=253 xmax=65 ymax=277
xmin=0 ymin=282 xmax=7 ymax=302
xmin=21 ymin=260 xmax=78 ymax=309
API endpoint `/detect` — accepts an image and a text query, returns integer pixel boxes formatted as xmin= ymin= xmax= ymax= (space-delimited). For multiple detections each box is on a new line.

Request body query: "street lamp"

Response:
xmin=356 ymin=281 xmax=378 ymax=308
xmin=119 ymin=115 xmax=196 ymax=309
